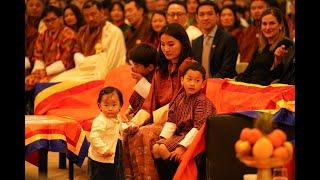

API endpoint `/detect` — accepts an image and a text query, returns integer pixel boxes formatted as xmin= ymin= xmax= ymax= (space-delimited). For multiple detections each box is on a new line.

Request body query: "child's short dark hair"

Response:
xmin=182 ymin=62 xmax=206 ymax=80
xmin=128 ymin=43 xmax=157 ymax=67
xmin=97 ymin=86 xmax=123 ymax=106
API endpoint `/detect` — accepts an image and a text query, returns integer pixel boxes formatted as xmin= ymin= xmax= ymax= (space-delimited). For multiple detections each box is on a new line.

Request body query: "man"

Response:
xmin=124 ymin=0 xmax=150 ymax=52
xmin=51 ymin=0 xmax=126 ymax=81
xmin=25 ymin=5 xmax=77 ymax=89
xmin=192 ymin=1 xmax=238 ymax=78
xmin=238 ymin=0 xmax=269 ymax=62
xmin=25 ymin=5 xmax=77 ymax=114
xmin=166 ymin=0 xmax=202 ymax=43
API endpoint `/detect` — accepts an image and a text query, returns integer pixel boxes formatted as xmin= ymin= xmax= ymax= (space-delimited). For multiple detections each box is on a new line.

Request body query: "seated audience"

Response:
xmin=109 ymin=1 xmax=130 ymax=39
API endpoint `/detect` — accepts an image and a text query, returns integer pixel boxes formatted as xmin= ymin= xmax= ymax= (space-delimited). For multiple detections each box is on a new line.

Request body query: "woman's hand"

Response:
xmin=169 ymin=146 xmax=186 ymax=162
xmin=272 ymin=45 xmax=288 ymax=69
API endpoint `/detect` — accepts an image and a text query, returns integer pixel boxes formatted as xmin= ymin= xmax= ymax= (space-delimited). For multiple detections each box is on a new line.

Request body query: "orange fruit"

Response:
xmin=248 ymin=128 xmax=263 ymax=145
xmin=252 ymin=137 xmax=273 ymax=159
xmin=267 ymin=132 xmax=285 ymax=148
xmin=273 ymin=146 xmax=289 ymax=160
xmin=240 ymin=128 xmax=251 ymax=141
xmin=235 ymin=140 xmax=251 ymax=156
xmin=272 ymin=129 xmax=287 ymax=142
xmin=283 ymin=141 xmax=294 ymax=157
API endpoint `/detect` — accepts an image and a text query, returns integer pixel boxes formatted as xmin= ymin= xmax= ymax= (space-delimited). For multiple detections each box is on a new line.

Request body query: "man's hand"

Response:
xmin=103 ymin=151 xmax=113 ymax=157
xmin=25 ymin=74 xmax=37 ymax=91
xmin=169 ymin=146 xmax=186 ymax=162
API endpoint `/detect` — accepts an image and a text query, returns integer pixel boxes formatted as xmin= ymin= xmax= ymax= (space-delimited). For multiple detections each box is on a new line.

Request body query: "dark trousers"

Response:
xmin=88 ymin=140 xmax=123 ymax=180
xmin=154 ymin=158 xmax=179 ymax=180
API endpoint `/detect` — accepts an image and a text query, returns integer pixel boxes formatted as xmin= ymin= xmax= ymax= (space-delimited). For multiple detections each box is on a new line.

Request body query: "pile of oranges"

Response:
xmin=235 ymin=127 xmax=294 ymax=160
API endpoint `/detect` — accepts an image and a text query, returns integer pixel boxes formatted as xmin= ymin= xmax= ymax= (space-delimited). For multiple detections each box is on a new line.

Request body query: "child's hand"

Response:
xmin=169 ymin=146 xmax=186 ymax=162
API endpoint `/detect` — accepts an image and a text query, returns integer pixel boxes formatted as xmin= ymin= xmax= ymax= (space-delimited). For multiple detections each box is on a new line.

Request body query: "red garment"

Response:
xmin=157 ymin=91 xmax=216 ymax=151
xmin=33 ymin=26 xmax=77 ymax=69
xmin=75 ymin=23 xmax=104 ymax=56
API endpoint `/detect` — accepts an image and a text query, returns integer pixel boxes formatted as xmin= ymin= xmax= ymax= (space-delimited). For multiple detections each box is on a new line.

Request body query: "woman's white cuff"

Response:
xmin=159 ymin=122 xmax=176 ymax=139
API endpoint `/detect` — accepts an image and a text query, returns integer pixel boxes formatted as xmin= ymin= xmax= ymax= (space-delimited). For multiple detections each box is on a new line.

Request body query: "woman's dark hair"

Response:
xmin=128 ymin=43 xmax=157 ymax=67
xmin=220 ymin=5 xmax=241 ymax=29
xmin=42 ymin=5 xmax=63 ymax=19
xmin=109 ymin=1 xmax=125 ymax=12
xmin=182 ymin=62 xmax=206 ymax=80
xmin=63 ymin=4 xmax=84 ymax=31
xmin=158 ymin=23 xmax=193 ymax=76
xmin=83 ymin=0 xmax=103 ymax=10
xmin=97 ymin=86 xmax=123 ymax=107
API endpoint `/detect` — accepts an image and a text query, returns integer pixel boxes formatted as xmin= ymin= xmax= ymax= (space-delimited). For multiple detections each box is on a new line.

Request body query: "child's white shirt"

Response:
xmin=88 ymin=112 xmax=123 ymax=163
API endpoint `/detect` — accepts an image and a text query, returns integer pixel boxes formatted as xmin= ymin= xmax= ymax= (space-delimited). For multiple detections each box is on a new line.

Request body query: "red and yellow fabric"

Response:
xmin=34 ymin=64 xmax=136 ymax=133
xmin=25 ymin=115 xmax=89 ymax=167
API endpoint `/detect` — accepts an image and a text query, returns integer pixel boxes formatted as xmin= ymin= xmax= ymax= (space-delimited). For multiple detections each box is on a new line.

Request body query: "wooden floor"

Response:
xmin=25 ymin=152 xmax=88 ymax=180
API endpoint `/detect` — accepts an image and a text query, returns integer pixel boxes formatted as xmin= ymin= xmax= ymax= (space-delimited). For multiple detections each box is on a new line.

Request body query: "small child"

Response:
xmin=126 ymin=43 xmax=157 ymax=119
xmin=88 ymin=86 xmax=125 ymax=180
xmin=152 ymin=62 xmax=216 ymax=162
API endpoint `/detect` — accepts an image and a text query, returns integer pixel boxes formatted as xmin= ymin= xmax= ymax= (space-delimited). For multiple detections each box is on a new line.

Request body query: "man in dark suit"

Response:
xmin=192 ymin=1 xmax=238 ymax=78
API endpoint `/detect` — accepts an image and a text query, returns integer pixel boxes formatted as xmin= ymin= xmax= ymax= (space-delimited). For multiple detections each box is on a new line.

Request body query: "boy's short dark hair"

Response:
xmin=182 ymin=62 xmax=206 ymax=80
xmin=128 ymin=43 xmax=157 ymax=67
xmin=97 ymin=86 xmax=123 ymax=107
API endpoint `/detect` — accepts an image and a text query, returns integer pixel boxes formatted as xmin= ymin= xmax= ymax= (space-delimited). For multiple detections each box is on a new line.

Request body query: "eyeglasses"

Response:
xmin=43 ymin=17 xmax=58 ymax=24
xmin=166 ymin=12 xmax=186 ymax=18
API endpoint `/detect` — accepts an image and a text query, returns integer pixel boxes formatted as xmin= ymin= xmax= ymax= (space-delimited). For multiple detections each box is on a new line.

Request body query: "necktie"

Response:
xmin=202 ymin=35 xmax=211 ymax=77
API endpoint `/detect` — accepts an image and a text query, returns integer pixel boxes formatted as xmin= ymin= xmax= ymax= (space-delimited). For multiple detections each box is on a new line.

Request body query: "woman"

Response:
xmin=144 ymin=10 xmax=167 ymax=49
xmin=109 ymin=1 xmax=130 ymax=39
xmin=235 ymin=7 xmax=292 ymax=86
xmin=186 ymin=0 xmax=200 ymax=27
xmin=122 ymin=23 xmax=196 ymax=180
xmin=219 ymin=5 xmax=245 ymax=48
xmin=63 ymin=4 xmax=84 ymax=32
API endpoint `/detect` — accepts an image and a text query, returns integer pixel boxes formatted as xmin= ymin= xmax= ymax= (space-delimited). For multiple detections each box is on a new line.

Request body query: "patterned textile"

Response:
xmin=238 ymin=25 xmax=259 ymax=63
xmin=122 ymin=123 xmax=163 ymax=180
xmin=33 ymin=25 xmax=77 ymax=69
xmin=157 ymin=91 xmax=216 ymax=151
xmin=75 ymin=23 xmax=104 ymax=56
xmin=129 ymin=73 xmax=154 ymax=116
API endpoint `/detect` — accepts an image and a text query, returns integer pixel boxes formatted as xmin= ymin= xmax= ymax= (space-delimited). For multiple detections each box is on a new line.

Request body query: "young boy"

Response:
xmin=88 ymin=86 xmax=124 ymax=180
xmin=152 ymin=62 xmax=216 ymax=161
xmin=126 ymin=43 xmax=157 ymax=119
